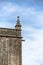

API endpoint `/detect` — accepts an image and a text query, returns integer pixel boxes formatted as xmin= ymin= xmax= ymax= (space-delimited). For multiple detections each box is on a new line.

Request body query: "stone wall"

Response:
xmin=0 ymin=28 xmax=22 ymax=65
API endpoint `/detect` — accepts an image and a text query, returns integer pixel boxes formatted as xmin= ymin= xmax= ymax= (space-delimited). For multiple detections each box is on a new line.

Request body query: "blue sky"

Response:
xmin=0 ymin=0 xmax=43 ymax=65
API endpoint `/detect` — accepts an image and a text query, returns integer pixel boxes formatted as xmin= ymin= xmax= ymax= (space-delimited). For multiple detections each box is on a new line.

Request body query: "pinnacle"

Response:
xmin=16 ymin=16 xmax=21 ymax=26
xmin=17 ymin=16 xmax=20 ymax=18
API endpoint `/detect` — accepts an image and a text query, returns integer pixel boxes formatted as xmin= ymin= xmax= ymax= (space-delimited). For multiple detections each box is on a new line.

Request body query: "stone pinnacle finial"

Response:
xmin=16 ymin=16 xmax=21 ymax=26
xmin=17 ymin=16 xmax=20 ymax=19
xmin=15 ymin=16 xmax=21 ymax=30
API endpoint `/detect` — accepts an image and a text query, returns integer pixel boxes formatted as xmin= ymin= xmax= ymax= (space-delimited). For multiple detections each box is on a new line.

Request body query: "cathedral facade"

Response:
xmin=0 ymin=16 xmax=22 ymax=65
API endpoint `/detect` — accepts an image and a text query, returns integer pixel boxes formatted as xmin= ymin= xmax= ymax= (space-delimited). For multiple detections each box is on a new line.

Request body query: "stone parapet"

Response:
xmin=0 ymin=28 xmax=15 ymax=38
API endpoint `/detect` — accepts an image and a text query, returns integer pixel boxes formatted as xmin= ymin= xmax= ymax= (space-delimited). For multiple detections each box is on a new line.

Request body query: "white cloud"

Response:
xmin=22 ymin=26 xmax=43 ymax=65
xmin=0 ymin=21 xmax=14 ymax=28
xmin=0 ymin=2 xmax=17 ymax=16
xmin=21 ymin=7 xmax=43 ymax=28
xmin=0 ymin=2 xmax=43 ymax=28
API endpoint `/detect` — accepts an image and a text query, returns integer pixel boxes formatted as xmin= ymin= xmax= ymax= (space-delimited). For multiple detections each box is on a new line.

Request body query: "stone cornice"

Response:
xmin=0 ymin=28 xmax=16 ymax=37
xmin=0 ymin=28 xmax=22 ymax=38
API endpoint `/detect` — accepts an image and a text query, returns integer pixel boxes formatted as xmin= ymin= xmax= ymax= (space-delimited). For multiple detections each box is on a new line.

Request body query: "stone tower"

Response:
xmin=0 ymin=16 xmax=22 ymax=65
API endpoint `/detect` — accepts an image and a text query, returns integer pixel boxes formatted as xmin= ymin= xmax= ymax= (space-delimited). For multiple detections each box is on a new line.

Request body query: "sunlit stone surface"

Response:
xmin=0 ymin=16 xmax=22 ymax=65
